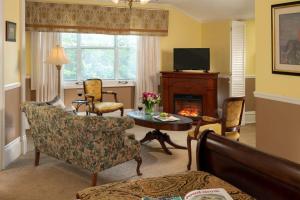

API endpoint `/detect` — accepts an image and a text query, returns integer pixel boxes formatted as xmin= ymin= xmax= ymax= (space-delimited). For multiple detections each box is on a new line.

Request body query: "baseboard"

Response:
xmin=245 ymin=111 xmax=256 ymax=124
xmin=4 ymin=137 xmax=22 ymax=168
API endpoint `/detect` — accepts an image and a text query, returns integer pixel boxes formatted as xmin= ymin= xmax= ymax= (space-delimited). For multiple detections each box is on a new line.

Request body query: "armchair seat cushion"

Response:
xmin=202 ymin=116 xmax=219 ymax=122
xmin=224 ymin=132 xmax=240 ymax=140
xmin=188 ymin=124 xmax=239 ymax=140
xmin=94 ymin=102 xmax=124 ymax=113
xmin=188 ymin=123 xmax=222 ymax=138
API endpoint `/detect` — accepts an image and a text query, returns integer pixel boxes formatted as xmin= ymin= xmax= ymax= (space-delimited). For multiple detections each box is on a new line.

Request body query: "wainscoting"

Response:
xmin=218 ymin=75 xmax=256 ymax=124
xmin=4 ymin=82 xmax=22 ymax=167
xmin=255 ymin=92 xmax=300 ymax=164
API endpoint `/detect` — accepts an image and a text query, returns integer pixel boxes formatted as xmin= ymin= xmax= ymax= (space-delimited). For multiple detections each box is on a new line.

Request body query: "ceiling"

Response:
xmin=36 ymin=0 xmax=255 ymax=21
xmin=106 ymin=0 xmax=255 ymax=21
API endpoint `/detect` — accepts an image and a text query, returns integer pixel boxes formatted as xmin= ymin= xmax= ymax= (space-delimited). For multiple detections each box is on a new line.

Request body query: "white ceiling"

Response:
xmin=155 ymin=0 xmax=255 ymax=21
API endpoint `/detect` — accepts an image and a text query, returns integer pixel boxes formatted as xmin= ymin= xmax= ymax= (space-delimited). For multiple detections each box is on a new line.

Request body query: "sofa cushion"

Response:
xmin=76 ymin=171 xmax=253 ymax=200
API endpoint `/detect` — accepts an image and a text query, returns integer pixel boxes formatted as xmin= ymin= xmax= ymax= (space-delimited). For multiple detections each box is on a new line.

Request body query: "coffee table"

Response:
xmin=127 ymin=111 xmax=193 ymax=155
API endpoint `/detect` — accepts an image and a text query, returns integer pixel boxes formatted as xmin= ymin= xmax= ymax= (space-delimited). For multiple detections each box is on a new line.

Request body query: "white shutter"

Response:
xmin=230 ymin=21 xmax=245 ymax=97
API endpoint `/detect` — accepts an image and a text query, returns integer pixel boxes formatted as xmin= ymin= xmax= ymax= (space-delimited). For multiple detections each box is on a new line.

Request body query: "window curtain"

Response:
xmin=31 ymin=32 xmax=63 ymax=102
xmin=26 ymin=2 xmax=169 ymax=36
xmin=135 ymin=36 xmax=160 ymax=107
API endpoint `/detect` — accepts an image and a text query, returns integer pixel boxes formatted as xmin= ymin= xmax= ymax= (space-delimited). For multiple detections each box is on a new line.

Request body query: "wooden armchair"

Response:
xmin=187 ymin=97 xmax=245 ymax=170
xmin=83 ymin=79 xmax=124 ymax=116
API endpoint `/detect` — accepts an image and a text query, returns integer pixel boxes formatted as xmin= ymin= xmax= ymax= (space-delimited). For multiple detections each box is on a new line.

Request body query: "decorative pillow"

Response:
xmin=47 ymin=96 xmax=66 ymax=109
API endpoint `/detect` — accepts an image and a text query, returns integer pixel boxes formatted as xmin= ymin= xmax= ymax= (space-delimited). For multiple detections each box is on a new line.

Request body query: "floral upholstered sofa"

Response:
xmin=21 ymin=102 xmax=142 ymax=186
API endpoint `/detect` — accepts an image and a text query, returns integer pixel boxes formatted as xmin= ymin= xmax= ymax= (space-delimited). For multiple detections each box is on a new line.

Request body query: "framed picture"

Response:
xmin=5 ymin=21 xmax=16 ymax=42
xmin=272 ymin=1 xmax=300 ymax=76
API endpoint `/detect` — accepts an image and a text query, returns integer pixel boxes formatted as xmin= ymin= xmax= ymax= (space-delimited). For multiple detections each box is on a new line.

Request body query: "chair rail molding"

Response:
xmin=4 ymin=82 xmax=21 ymax=91
xmin=254 ymin=91 xmax=300 ymax=106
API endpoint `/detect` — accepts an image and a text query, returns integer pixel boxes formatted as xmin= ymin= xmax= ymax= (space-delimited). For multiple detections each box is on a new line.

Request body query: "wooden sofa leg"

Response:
xmin=91 ymin=173 xmax=98 ymax=186
xmin=187 ymin=136 xmax=192 ymax=170
xmin=120 ymin=108 xmax=124 ymax=117
xmin=134 ymin=156 xmax=142 ymax=176
xmin=35 ymin=148 xmax=40 ymax=166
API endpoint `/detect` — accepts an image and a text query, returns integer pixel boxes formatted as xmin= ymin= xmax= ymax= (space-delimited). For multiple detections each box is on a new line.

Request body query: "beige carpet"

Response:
xmin=0 ymin=124 xmax=255 ymax=200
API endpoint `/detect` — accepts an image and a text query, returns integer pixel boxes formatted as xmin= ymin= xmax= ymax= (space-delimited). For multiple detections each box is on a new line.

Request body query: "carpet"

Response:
xmin=0 ymin=124 xmax=255 ymax=200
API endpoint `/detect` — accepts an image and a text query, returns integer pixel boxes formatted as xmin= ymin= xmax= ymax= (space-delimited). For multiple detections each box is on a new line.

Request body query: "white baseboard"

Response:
xmin=245 ymin=111 xmax=256 ymax=124
xmin=4 ymin=137 xmax=22 ymax=168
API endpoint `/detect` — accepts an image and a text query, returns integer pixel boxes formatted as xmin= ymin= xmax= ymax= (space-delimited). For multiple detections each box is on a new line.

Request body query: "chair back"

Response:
xmin=221 ymin=97 xmax=245 ymax=133
xmin=83 ymin=79 xmax=103 ymax=101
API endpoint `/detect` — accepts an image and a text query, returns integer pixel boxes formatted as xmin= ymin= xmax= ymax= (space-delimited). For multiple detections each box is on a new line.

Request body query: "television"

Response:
xmin=174 ymin=48 xmax=210 ymax=72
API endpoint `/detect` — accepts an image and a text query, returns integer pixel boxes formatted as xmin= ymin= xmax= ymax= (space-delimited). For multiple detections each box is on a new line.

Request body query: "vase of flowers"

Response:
xmin=142 ymin=92 xmax=161 ymax=115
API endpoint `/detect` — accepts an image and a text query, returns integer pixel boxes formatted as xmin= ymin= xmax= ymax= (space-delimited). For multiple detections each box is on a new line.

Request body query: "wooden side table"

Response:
xmin=72 ymin=99 xmax=89 ymax=115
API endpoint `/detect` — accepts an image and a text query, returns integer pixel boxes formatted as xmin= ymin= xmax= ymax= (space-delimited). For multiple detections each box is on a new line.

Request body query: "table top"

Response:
xmin=127 ymin=111 xmax=193 ymax=131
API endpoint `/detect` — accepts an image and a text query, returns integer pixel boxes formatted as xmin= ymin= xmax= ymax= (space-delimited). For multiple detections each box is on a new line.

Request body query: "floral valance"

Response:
xmin=25 ymin=2 xmax=169 ymax=36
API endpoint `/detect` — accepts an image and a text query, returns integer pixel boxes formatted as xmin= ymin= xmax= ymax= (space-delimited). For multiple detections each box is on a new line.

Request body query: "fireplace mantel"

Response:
xmin=161 ymin=71 xmax=219 ymax=120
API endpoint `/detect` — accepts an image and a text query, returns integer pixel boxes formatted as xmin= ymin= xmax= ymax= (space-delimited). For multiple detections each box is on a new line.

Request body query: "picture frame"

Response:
xmin=272 ymin=1 xmax=300 ymax=76
xmin=5 ymin=21 xmax=16 ymax=42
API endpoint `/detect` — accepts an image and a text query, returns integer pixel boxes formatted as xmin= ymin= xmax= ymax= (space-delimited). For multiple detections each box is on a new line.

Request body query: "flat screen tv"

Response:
xmin=174 ymin=48 xmax=210 ymax=72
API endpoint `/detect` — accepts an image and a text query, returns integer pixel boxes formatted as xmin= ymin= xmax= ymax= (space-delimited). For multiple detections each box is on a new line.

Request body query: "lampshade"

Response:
xmin=45 ymin=45 xmax=69 ymax=65
xmin=140 ymin=0 xmax=150 ymax=4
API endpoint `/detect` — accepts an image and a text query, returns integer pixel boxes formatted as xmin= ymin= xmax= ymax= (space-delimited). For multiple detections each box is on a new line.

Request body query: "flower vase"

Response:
xmin=145 ymin=104 xmax=154 ymax=115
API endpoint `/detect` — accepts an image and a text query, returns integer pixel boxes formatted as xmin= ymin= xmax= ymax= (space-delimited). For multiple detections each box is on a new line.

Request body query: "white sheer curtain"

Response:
xmin=31 ymin=32 xmax=62 ymax=102
xmin=135 ymin=36 xmax=161 ymax=107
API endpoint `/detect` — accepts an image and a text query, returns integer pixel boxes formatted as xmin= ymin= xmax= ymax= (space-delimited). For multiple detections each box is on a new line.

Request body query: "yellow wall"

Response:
xmin=160 ymin=8 xmax=202 ymax=71
xmin=201 ymin=21 xmax=231 ymax=74
xmin=256 ymin=0 xmax=300 ymax=98
xmin=245 ymin=20 xmax=256 ymax=76
xmin=4 ymin=0 xmax=21 ymax=84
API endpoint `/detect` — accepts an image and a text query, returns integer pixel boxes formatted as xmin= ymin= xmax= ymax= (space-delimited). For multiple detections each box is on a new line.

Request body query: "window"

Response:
xmin=61 ymin=33 xmax=138 ymax=82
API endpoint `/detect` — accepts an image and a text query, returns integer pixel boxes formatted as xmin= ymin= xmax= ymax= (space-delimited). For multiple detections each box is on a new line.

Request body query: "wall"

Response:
xmin=201 ymin=21 xmax=231 ymax=74
xmin=4 ymin=0 xmax=21 ymax=145
xmin=245 ymin=20 xmax=256 ymax=76
xmin=4 ymin=0 xmax=21 ymax=84
xmin=255 ymin=0 xmax=300 ymax=163
xmin=256 ymin=0 xmax=300 ymax=98
xmin=160 ymin=7 xmax=202 ymax=71
xmin=204 ymin=20 xmax=256 ymax=113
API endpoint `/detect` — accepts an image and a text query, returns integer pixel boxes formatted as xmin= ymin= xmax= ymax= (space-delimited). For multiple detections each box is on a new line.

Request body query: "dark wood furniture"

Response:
xmin=187 ymin=97 xmax=245 ymax=170
xmin=127 ymin=111 xmax=193 ymax=155
xmin=161 ymin=71 xmax=219 ymax=121
xmin=197 ymin=130 xmax=300 ymax=199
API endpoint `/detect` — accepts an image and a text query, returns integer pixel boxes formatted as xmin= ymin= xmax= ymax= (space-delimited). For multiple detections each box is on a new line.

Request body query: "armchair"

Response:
xmin=83 ymin=79 xmax=124 ymax=116
xmin=21 ymin=102 xmax=142 ymax=186
xmin=187 ymin=97 xmax=245 ymax=170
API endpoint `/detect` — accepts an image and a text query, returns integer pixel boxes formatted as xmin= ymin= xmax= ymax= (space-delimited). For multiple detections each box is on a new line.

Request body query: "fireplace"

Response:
xmin=174 ymin=94 xmax=202 ymax=120
xmin=161 ymin=72 xmax=218 ymax=124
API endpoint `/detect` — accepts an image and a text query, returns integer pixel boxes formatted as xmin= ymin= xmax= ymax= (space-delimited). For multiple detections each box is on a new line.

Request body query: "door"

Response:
xmin=230 ymin=21 xmax=246 ymax=124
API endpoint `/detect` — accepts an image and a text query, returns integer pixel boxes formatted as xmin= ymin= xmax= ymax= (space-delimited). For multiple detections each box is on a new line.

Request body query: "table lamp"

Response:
xmin=45 ymin=45 xmax=69 ymax=97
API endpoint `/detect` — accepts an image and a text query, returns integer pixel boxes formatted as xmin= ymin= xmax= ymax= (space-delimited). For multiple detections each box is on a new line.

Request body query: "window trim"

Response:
xmin=63 ymin=80 xmax=135 ymax=89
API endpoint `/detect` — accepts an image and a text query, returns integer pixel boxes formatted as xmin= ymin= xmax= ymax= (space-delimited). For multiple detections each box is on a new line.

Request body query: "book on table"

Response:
xmin=142 ymin=188 xmax=233 ymax=200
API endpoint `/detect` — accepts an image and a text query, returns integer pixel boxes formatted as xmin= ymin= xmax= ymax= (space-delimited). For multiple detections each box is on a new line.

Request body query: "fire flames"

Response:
xmin=178 ymin=108 xmax=199 ymax=117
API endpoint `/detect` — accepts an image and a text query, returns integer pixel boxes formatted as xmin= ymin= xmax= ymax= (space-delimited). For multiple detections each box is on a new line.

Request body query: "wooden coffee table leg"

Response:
xmin=140 ymin=129 xmax=187 ymax=155
xmin=163 ymin=133 xmax=187 ymax=150
xmin=140 ymin=131 xmax=155 ymax=144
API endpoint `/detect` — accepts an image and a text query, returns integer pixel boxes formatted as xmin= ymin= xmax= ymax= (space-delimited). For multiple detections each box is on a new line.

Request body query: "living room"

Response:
xmin=1 ymin=0 xmax=300 ymax=199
